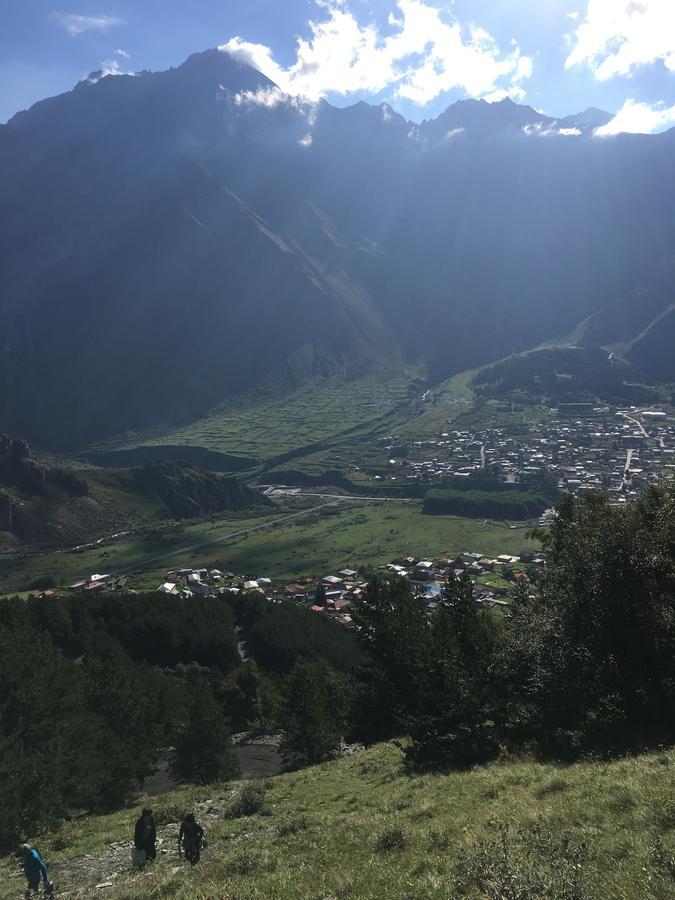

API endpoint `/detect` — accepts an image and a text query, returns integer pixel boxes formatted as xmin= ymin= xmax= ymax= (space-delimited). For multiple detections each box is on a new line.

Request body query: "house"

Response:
xmin=309 ymin=604 xmax=325 ymax=613
xmin=158 ymin=582 xmax=178 ymax=594
xmin=243 ymin=580 xmax=259 ymax=590
xmin=190 ymin=581 xmax=212 ymax=596
xmin=338 ymin=569 xmax=358 ymax=580
xmin=321 ymin=575 xmax=343 ymax=586
xmin=69 ymin=573 xmax=113 ymax=592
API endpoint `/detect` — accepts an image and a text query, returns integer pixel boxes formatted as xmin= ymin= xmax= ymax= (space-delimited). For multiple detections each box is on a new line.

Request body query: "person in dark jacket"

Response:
xmin=178 ymin=813 xmax=204 ymax=865
xmin=134 ymin=807 xmax=157 ymax=864
xmin=15 ymin=844 xmax=51 ymax=896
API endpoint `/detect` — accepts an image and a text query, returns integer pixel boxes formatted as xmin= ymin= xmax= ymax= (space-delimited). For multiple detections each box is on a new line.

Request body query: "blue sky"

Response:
xmin=2 ymin=1 xmax=675 ymax=132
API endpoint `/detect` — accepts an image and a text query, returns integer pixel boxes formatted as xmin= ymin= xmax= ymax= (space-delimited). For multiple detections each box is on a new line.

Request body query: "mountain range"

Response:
xmin=1 ymin=49 xmax=674 ymax=450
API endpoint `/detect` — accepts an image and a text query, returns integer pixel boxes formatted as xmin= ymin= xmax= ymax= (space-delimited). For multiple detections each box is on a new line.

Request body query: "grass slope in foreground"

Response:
xmin=2 ymin=742 xmax=673 ymax=899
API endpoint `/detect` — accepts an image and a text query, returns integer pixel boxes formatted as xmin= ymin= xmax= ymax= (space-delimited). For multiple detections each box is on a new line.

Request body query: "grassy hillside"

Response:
xmin=132 ymin=372 xmax=417 ymax=464
xmin=2 ymin=742 xmax=673 ymax=898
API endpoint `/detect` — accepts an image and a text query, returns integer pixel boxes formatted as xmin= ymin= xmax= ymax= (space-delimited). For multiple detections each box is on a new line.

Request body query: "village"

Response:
xmin=381 ymin=404 xmax=674 ymax=511
xmin=65 ymin=542 xmax=547 ymax=628
xmin=58 ymin=407 xmax=674 ymax=617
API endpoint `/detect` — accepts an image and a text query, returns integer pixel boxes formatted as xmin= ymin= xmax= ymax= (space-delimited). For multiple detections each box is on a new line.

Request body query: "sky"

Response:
xmin=2 ymin=1 xmax=675 ymax=133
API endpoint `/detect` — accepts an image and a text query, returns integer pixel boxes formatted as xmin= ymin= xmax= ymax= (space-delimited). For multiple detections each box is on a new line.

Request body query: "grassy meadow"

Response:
xmin=0 ymin=500 xmax=536 ymax=595
xmin=2 ymin=742 xmax=673 ymax=899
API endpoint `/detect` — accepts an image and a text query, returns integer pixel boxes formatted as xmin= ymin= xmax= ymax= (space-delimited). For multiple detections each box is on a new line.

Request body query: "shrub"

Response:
xmin=28 ymin=574 xmax=56 ymax=590
xmin=455 ymin=824 xmax=590 ymax=900
xmin=223 ymin=847 xmax=278 ymax=876
xmin=375 ymin=825 xmax=406 ymax=853
xmin=225 ymin=781 xmax=268 ymax=818
xmin=535 ymin=776 xmax=568 ymax=799
xmin=277 ymin=815 xmax=309 ymax=837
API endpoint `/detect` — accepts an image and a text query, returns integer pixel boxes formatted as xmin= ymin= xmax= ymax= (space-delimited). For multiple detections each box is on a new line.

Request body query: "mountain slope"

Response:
xmin=1 ymin=742 xmax=672 ymax=899
xmin=2 ymin=50 xmax=675 ymax=450
xmin=0 ymin=434 xmax=270 ymax=548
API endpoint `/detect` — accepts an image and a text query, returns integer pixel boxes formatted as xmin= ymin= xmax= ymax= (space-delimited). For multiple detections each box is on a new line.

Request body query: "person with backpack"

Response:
xmin=15 ymin=844 xmax=53 ymax=897
xmin=133 ymin=807 xmax=157 ymax=868
xmin=178 ymin=813 xmax=204 ymax=865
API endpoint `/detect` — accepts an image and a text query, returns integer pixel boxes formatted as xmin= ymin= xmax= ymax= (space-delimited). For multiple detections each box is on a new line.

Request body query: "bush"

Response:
xmin=455 ymin=824 xmax=590 ymax=900
xmin=28 ymin=574 xmax=56 ymax=590
xmin=225 ymin=781 xmax=268 ymax=818
xmin=535 ymin=776 xmax=568 ymax=799
xmin=277 ymin=815 xmax=309 ymax=837
xmin=223 ymin=847 xmax=278 ymax=876
xmin=375 ymin=825 xmax=406 ymax=853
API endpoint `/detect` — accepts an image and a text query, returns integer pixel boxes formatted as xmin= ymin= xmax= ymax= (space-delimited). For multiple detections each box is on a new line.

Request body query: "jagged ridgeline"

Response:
xmin=0 ymin=433 xmax=269 ymax=546
xmin=2 ymin=50 xmax=675 ymax=449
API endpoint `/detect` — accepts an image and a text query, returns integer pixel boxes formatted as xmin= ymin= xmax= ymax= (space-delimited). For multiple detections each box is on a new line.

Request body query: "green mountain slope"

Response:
xmin=0 ymin=434 xmax=270 ymax=549
xmin=2 ymin=742 xmax=673 ymax=899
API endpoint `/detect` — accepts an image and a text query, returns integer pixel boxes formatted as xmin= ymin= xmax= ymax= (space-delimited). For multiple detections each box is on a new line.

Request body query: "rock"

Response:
xmin=96 ymin=882 xmax=114 ymax=890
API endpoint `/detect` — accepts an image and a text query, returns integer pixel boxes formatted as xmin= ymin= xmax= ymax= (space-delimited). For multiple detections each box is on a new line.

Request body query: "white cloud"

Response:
xmin=233 ymin=86 xmax=288 ymax=108
xmin=594 ymin=97 xmax=675 ymax=134
xmin=565 ymin=0 xmax=675 ymax=79
xmin=523 ymin=122 xmax=582 ymax=137
xmin=114 ymin=48 xmax=130 ymax=59
xmin=87 ymin=58 xmax=135 ymax=84
xmin=50 ymin=13 xmax=125 ymax=36
xmin=232 ymin=85 xmax=318 ymax=123
xmin=221 ymin=0 xmax=532 ymax=107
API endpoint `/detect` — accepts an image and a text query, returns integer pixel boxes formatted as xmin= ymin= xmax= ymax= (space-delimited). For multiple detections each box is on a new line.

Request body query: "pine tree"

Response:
xmin=169 ymin=687 xmax=239 ymax=785
xmin=280 ymin=660 xmax=346 ymax=766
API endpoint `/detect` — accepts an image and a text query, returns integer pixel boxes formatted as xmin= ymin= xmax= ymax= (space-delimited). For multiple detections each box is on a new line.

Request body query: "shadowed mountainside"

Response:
xmin=1 ymin=50 xmax=674 ymax=449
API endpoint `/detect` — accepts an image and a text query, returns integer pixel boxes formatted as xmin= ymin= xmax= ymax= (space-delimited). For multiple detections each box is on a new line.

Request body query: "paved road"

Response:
xmin=620 ymin=448 xmax=633 ymax=492
xmin=619 ymin=411 xmax=650 ymax=440
xmin=264 ymin=489 xmax=417 ymax=502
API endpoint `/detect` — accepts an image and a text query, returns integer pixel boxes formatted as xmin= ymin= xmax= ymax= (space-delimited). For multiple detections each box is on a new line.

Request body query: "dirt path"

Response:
xmin=35 ymin=797 xmax=232 ymax=898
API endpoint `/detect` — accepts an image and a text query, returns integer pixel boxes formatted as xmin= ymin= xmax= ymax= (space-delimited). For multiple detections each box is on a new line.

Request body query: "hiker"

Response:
xmin=15 ymin=844 xmax=52 ymax=897
xmin=178 ymin=813 xmax=204 ymax=865
xmin=133 ymin=807 xmax=157 ymax=867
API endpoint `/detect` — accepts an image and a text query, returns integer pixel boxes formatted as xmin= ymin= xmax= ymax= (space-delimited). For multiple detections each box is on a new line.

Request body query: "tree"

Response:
xmin=169 ymin=687 xmax=239 ymax=785
xmin=499 ymin=485 xmax=675 ymax=757
xmin=79 ymin=634 xmax=166 ymax=809
xmin=405 ymin=573 xmax=499 ymax=769
xmin=351 ymin=576 xmax=430 ymax=741
xmin=280 ymin=660 xmax=346 ymax=767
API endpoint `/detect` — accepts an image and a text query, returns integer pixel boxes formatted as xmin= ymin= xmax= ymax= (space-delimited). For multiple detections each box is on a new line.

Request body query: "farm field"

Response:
xmin=131 ymin=372 xmax=417 ymax=464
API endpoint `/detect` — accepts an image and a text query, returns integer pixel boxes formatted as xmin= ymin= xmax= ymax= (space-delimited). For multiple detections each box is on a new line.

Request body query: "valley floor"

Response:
xmin=2 ymin=743 xmax=673 ymax=899
xmin=0 ymin=499 xmax=535 ymax=596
